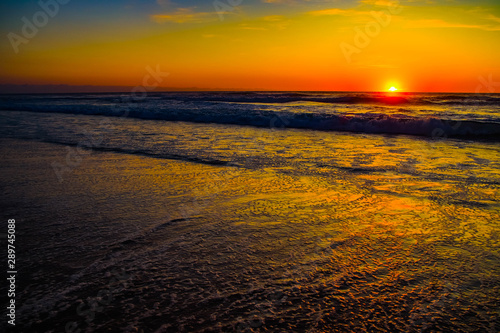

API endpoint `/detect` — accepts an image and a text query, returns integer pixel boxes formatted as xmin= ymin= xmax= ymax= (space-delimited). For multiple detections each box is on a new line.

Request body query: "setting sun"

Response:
xmin=389 ymin=87 xmax=398 ymax=92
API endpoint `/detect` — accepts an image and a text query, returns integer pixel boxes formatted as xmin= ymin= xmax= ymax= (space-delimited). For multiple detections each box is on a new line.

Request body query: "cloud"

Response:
xmin=359 ymin=0 xmax=400 ymax=6
xmin=308 ymin=8 xmax=371 ymax=16
xmin=236 ymin=16 xmax=290 ymax=31
xmin=405 ymin=18 xmax=500 ymax=31
xmin=151 ymin=8 xmax=221 ymax=23
xmin=309 ymin=3 xmax=500 ymax=32
xmin=262 ymin=15 xmax=286 ymax=21
xmin=238 ymin=25 xmax=268 ymax=30
xmin=307 ymin=0 xmax=403 ymax=16
xmin=486 ymin=14 xmax=500 ymax=24
xmin=309 ymin=8 xmax=349 ymax=15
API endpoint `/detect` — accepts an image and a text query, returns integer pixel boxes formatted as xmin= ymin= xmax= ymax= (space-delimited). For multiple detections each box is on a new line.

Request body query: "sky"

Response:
xmin=0 ymin=0 xmax=499 ymax=92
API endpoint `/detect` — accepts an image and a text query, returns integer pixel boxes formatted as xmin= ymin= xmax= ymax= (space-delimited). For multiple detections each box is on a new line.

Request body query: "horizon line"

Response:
xmin=0 ymin=84 xmax=492 ymax=95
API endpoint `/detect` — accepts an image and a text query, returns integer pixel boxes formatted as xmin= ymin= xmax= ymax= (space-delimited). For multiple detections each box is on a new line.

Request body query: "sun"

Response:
xmin=388 ymin=86 xmax=397 ymax=92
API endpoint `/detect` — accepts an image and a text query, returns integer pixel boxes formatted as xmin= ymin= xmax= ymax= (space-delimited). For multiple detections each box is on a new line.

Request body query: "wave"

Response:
xmin=2 ymin=103 xmax=500 ymax=140
xmin=142 ymin=92 xmax=500 ymax=106
xmin=35 ymin=139 xmax=240 ymax=167
xmin=156 ymin=92 xmax=414 ymax=105
xmin=3 ymin=91 xmax=500 ymax=106
xmin=1 ymin=91 xmax=500 ymax=140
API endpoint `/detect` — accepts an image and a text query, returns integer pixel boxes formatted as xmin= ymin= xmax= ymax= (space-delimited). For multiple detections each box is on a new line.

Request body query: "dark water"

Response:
xmin=1 ymin=91 xmax=500 ymax=139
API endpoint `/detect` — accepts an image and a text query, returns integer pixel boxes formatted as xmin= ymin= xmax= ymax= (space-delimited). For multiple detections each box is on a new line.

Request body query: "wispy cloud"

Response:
xmin=262 ymin=15 xmax=286 ymax=21
xmin=308 ymin=8 xmax=371 ymax=16
xmin=405 ymin=18 xmax=500 ymax=31
xmin=151 ymin=8 xmax=222 ymax=23
xmin=359 ymin=0 xmax=401 ymax=6
xmin=310 ymin=3 xmax=500 ymax=32
xmin=309 ymin=8 xmax=349 ymax=16
xmin=486 ymin=14 xmax=500 ymax=24
xmin=236 ymin=15 xmax=290 ymax=31
xmin=238 ymin=25 xmax=268 ymax=30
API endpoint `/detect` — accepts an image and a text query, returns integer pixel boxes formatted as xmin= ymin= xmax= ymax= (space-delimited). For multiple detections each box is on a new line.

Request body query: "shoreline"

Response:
xmin=1 ymin=137 xmax=499 ymax=332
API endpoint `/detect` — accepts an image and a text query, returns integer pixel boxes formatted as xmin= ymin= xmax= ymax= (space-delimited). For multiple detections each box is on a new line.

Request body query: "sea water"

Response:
xmin=0 ymin=92 xmax=499 ymax=332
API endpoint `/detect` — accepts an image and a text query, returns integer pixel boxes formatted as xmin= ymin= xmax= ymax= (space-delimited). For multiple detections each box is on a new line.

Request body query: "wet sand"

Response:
xmin=1 ymin=137 xmax=499 ymax=332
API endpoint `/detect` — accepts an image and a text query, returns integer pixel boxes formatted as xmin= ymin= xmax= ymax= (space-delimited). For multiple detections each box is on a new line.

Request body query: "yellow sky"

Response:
xmin=1 ymin=0 xmax=499 ymax=92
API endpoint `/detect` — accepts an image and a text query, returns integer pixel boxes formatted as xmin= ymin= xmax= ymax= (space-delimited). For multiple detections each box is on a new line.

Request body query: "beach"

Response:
xmin=0 ymin=92 xmax=500 ymax=332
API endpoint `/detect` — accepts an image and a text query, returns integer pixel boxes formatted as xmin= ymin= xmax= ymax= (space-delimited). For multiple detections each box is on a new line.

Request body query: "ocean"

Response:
xmin=0 ymin=91 xmax=499 ymax=332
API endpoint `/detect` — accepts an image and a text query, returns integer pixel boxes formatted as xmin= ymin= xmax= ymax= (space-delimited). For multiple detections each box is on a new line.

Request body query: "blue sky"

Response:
xmin=2 ymin=0 xmax=499 ymax=31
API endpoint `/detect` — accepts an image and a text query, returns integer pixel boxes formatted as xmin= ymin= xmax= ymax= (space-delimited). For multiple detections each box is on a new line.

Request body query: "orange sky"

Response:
xmin=1 ymin=0 xmax=499 ymax=92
